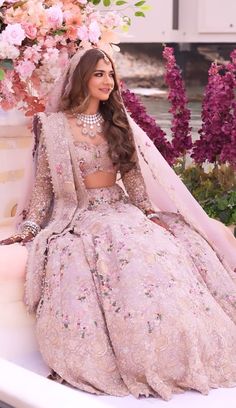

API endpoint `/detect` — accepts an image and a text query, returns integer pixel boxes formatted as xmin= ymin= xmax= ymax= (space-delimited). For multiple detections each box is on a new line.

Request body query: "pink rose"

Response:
xmin=46 ymin=5 xmax=63 ymax=29
xmin=88 ymin=21 xmax=101 ymax=44
xmin=77 ymin=25 xmax=89 ymax=42
xmin=22 ymin=23 xmax=37 ymax=40
xmin=16 ymin=60 xmax=35 ymax=80
xmin=2 ymin=23 xmax=25 ymax=46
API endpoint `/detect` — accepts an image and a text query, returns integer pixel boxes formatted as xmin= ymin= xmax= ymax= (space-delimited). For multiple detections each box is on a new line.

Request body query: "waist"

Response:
xmin=86 ymin=184 xmax=128 ymax=209
xmin=83 ymin=171 xmax=117 ymax=189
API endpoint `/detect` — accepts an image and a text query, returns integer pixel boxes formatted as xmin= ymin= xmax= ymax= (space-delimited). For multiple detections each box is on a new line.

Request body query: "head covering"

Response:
xmin=16 ymin=47 xmax=236 ymax=271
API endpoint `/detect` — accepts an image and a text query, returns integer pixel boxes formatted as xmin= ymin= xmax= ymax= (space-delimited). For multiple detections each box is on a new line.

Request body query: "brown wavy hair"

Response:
xmin=60 ymin=48 xmax=135 ymax=173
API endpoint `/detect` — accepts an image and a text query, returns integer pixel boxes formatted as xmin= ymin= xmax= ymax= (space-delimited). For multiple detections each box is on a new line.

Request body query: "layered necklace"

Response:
xmin=75 ymin=112 xmax=104 ymax=138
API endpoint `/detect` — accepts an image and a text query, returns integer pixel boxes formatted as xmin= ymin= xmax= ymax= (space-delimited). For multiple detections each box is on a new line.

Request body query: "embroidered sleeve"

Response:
xmin=24 ymin=115 xmax=54 ymax=227
xmin=120 ymin=153 xmax=152 ymax=213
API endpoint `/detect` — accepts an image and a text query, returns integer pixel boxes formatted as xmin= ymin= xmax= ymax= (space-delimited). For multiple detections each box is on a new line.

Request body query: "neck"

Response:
xmin=82 ymin=99 xmax=100 ymax=115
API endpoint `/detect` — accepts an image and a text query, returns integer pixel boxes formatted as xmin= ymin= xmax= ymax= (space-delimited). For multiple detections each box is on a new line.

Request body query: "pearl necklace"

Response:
xmin=76 ymin=112 xmax=104 ymax=138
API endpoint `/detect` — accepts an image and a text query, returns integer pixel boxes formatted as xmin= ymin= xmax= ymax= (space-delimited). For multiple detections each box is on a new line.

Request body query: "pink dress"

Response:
xmin=25 ymin=136 xmax=236 ymax=401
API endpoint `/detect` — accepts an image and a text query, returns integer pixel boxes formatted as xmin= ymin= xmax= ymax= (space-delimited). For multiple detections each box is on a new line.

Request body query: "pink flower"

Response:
xmin=23 ymin=45 xmax=41 ymax=64
xmin=0 ymin=0 xmax=4 ymax=6
xmin=2 ymin=23 xmax=25 ymax=46
xmin=78 ymin=0 xmax=87 ymax=4
xmin=102 ymin=12 xmax=122 ymax=29
xmin=88 ymin=21 xmax=101 ymax=44
xmin=77 ymin=25 xmax=89 ymax=41
xmin=16 ymin=60 xmax=36 ymax=80
xmin=22 ymin=23 xmax=37 ymax=40
xmin=46 ymin=5 xmax=63 ymax=29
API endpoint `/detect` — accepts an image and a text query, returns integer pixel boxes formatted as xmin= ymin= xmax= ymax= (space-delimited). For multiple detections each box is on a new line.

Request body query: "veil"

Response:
xmin=15 ymin=47 xmax=236 ymax=271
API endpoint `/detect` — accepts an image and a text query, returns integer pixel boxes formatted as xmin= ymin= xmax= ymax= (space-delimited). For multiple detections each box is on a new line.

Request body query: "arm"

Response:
xmin=0 ymin=115 xmax=54 ymax=245
xmin=24 ymin=115 xmax=53 ymax=228
xmin=120 ymin=152 xmax=153 ymax=213
xmin=121 ymin=153 xmax=173 ymax=234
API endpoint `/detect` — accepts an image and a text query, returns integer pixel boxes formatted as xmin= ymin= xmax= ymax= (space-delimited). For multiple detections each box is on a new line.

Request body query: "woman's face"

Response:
xmin=87 ymin=58 xmax=115 ymax=102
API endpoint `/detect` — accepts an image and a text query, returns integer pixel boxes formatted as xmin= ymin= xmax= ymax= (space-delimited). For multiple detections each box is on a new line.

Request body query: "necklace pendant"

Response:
xmin=82 ymin=128 xmax=88 ymax=135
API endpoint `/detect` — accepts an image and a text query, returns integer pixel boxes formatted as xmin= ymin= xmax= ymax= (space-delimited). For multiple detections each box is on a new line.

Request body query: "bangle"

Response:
xmin=20 ymin=220 xmax=41 ymax=237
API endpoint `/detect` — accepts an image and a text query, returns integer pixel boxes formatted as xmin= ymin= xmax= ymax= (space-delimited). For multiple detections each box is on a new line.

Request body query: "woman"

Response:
xmin=1 ymin=48 xmax=236 ymax=400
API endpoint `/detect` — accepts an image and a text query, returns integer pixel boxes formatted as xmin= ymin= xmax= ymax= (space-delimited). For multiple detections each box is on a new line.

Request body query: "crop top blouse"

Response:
xmin=74 ymin=140 xmax=116 ymax=178
xmin=24 ymin=115 xmax=153 ymax=227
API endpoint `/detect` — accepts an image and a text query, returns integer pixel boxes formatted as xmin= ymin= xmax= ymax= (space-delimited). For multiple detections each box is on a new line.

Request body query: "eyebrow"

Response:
xmin=93 ymin=69 xmax=114 ymax=74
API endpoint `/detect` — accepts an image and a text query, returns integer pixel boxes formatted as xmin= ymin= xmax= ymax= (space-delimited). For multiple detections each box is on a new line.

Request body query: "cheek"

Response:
xmin=87 ymin=78 xmax=100 ymax=94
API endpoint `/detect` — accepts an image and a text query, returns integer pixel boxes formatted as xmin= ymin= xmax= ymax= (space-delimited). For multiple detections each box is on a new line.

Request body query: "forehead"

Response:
xmin=94 ymin=58 xmax=113 ymax=71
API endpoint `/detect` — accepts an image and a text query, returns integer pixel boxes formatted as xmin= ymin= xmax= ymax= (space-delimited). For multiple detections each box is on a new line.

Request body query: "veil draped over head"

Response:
xmin=16 ymin=47 xmax=236 ymax=271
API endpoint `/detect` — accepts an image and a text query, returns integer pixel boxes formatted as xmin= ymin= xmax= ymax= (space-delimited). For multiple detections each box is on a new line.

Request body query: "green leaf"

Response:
xmin=92 ymin=0 xmax=101 ymax=5
xmin=134 ymin=11 xmax=145 ymax=17
xmin=135 ymin=0 xmax=146 ymax=6
xmin=103 ymin=0 xmax=111 ymax=5
xmin=140 ymin=5 xmax=151 ymax=11
xmin=121 ymin=25 xmax=129 ymax=32
xmin=0 ymin=69 xmax=5 ymax=81
xmin=216 ymin=198 xmax=228 ymax=211
xmin=116 ymin=0 xmax=127 ymax=4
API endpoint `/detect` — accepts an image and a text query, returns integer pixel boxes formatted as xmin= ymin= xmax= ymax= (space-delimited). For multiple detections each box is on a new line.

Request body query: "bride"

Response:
xmin=1 ymin=47 xmax=236 ymax=400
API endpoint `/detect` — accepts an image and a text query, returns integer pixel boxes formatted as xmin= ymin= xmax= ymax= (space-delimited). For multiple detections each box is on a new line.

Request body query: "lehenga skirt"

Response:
xmin=35 ymin=184 xmax=236 ymax=400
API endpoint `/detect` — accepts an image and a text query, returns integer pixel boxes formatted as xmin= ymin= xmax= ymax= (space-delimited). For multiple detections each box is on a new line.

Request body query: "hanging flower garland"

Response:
xmin=162 ymin=46 xmax=192 ymax=158
xmin=0 ymin=0 xmax=150 ymax=114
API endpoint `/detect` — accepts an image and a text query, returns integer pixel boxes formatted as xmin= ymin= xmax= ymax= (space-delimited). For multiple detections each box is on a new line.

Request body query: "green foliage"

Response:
xmin=175 ymin=162 xmax=236 ymax=226
xmin=0 ymin=69 xmax=5 ymax=81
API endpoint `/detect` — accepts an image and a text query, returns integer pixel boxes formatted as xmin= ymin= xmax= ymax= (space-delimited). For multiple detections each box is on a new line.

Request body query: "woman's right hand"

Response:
xmin=0 ymin=232 xmax=34 ymax=245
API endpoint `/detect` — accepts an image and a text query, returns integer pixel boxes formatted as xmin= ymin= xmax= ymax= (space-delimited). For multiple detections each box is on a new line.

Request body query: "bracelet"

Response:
xmin=20 ymin=220 xmax=41 ymax=237
xmin=146 ymin=212 xmax=160 ymax=220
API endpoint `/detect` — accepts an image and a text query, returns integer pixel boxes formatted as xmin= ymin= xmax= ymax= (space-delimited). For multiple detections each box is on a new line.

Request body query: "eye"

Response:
xmin=94 ymin=72 xmax=103 ymax=77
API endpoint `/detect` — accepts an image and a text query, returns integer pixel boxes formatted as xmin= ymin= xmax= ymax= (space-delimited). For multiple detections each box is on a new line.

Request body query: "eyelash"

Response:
xmin=94 ymin=73 xmax=114 ymax=77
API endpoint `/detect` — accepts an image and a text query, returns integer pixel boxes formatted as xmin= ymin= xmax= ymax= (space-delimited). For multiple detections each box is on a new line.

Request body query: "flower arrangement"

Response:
xmin=192 ymin=57 xmax=236 ymax=168
xmin=0 ymin=0 xmax=150 ymax=114
xmin=172 ymin=49 xmax=236 ymax=230
xmin=162 ymin=46 xmax=192 ymax=158
xmin=121 ymin=84 xmax=175 ymax=164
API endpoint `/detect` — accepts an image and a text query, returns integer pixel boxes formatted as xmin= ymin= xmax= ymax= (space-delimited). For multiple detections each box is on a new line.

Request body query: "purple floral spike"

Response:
xmin=121 ymin=85 xmax=175 ymax=164
xmin=192 ymin=62 xmax=235 ymax=165
xmin=162 ymin=46 xmax=192 ymax=157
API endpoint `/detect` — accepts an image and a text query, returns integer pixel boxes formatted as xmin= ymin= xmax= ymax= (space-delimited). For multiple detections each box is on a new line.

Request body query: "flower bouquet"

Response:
xmin=0 ymin=0 xmax=150 ymax=115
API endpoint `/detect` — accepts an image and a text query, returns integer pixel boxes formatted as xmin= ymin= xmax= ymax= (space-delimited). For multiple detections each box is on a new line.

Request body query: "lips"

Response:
xmin=99 ymin=88 xmax=111 ymax=93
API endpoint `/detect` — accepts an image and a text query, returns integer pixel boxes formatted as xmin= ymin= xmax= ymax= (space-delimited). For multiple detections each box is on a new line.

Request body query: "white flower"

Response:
xmin=2 ymin=23 xmax=25 ymax=46
xmin=0 ymin=39 xmax=20 ymax=59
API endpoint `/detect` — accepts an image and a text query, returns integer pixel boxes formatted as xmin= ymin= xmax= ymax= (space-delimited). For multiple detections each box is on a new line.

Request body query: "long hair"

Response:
xmin=60 ymin=48 xmax=135 ymax=172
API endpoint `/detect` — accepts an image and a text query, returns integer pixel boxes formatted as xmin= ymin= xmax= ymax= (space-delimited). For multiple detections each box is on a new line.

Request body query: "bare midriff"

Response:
xmin=83 ymin=171 xmax=117 ymax=189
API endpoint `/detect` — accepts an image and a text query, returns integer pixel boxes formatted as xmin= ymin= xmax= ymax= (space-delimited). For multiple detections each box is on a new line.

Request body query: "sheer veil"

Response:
xmin=15 ymin=48 xmax=236 ymax=271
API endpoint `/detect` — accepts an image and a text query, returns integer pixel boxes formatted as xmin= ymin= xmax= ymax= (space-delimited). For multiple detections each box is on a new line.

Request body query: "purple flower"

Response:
xmin=121 ymin=85 xmax=175 ymax=164
xmin=192 ymin=62 xmax=235 ymax=166
xmin=162 ymin=46 xmax=192 ymax=159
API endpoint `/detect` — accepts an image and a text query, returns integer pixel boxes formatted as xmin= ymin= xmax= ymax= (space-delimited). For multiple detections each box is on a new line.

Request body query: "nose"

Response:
xmin=103 ymin=74 xmax=113 ymax=87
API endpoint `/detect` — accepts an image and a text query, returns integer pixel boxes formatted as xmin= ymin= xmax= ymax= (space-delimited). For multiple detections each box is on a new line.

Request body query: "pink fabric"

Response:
xmin=35 ymin=183 xmax=236 ymax=399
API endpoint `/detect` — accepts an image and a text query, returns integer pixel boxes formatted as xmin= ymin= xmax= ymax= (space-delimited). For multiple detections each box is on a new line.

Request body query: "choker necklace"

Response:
xmin=76 ymin=112 xmax=104 ymax=138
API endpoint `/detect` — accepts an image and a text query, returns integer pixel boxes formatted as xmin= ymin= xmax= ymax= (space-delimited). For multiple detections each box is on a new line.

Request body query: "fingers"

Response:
xmin=0 ymin=235 xmax=23 ymax=245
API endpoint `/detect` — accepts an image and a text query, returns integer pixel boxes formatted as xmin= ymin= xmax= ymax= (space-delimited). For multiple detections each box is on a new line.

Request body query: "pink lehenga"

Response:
xmin=20 ymin=111 xmax=236 ymax=401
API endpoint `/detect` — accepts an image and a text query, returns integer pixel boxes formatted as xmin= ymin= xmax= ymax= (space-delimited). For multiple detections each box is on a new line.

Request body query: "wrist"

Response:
xmin=20 ymin=220 xmax=41 ymax=237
